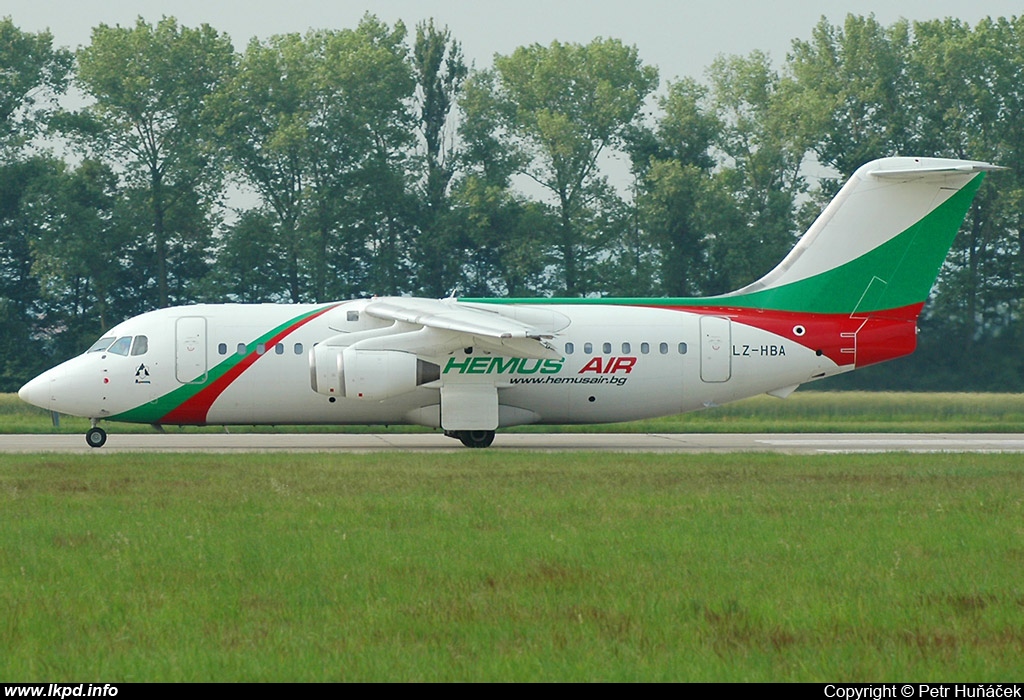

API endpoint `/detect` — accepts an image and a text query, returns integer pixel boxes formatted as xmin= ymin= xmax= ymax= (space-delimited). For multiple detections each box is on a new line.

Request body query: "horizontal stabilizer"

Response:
xmin=867 ymin=159 xmax=1006 ymax=179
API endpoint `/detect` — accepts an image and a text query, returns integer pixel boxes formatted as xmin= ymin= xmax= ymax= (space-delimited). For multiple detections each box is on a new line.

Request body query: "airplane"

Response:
xmin=18 ymin=156 xmax=1001 ymax=448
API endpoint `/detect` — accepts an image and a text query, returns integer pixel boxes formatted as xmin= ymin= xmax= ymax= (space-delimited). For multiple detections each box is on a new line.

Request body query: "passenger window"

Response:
xmin=107 ymin=337 xmax=132 ymax=356
xmin=678 ymin=342 xmax=688 ymax=355
xmin=584 ymin=342 xmax=593 ymax=354
xmin=236 ymin=343 xmax=246 ymax=356
xmin=622 ymin=342 xmax=631 ymax=354
xmin=660 ymin=342 xmax=669 ymax=354
xmin=565 ymin=342 xmax=574 ymax=355
xmin=218 ymin=343 xmax=227 ymax=355
xmin=640 ymin=342 xmax=650 ymax=355
xmin=257 ymin=343 xmax=266 ymax=355
xmin=130 ymin=336 xmax=148 ymax=356
xmin=275 ymin=343 xmax=284 ymax=355
xmin=603 ymin=342 xmax=611 ymax=354
xmin=87 ymin=337 xmax=115 ymax=353
xmin=294 ymin=343 xmax=303 ymax=355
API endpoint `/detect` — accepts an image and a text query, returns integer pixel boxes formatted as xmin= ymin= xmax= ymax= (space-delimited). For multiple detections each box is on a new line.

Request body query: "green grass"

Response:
xmin=2 ymin=452 xmax=1023 ymax=681
xmin=3 ymin=391 xmax=1024 ymax=434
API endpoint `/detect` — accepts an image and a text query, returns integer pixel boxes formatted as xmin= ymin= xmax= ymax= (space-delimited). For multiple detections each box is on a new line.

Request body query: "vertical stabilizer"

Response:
xmin=721 ymin=157 xmax=999 ymax=317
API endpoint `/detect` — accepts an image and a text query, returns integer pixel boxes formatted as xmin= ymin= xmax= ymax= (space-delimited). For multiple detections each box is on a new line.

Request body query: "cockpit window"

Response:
xmin=130 ymin=335 xmax=148 ymax=356
xmin=87 ymin=337 xmax=115 ymax=353
xmin=106 ymin=336 xmax=132 ymax=356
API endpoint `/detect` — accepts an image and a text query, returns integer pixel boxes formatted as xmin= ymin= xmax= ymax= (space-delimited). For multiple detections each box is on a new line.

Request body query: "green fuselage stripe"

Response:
xmin=111 ymin=304 xmax=336 ymax=423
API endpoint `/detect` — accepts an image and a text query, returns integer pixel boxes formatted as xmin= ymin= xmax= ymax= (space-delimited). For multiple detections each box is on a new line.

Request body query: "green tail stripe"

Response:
xmin=717 ymin=173 xmax=984 ymax=314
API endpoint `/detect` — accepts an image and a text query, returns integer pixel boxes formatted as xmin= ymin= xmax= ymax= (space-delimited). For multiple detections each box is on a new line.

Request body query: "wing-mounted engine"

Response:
xmin=309 ymin=324 xmax=443 ymax=400
xmin=310 ymin=346 xmax=440 ymax=400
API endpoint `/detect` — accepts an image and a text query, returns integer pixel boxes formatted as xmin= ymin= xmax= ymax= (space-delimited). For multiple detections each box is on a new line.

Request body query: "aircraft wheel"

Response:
xmin=458 ymin=430 xmax=495 ymax=448
xmin=85 ymin=427 xmax=107 ymax=448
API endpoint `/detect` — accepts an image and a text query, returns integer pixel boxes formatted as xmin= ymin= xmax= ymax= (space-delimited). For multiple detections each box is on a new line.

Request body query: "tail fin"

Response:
xmin=721 ymin=157 xmax=1000 ymax=318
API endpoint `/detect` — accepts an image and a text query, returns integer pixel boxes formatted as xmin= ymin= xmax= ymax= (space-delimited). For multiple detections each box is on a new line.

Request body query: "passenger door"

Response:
xmin=700 ymin=315 xmax=731 ymax=383
xmin=175 ymin=316 xmax=208 ymax=384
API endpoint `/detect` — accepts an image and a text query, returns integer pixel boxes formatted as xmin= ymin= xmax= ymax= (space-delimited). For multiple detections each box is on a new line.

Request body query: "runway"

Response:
xmin=3 ymin=432 xmax=1024 ymax=454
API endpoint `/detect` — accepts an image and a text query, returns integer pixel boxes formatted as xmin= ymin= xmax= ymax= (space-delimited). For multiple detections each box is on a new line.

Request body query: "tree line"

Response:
xmin=1 ymin=13 xmax=1022 ymax=392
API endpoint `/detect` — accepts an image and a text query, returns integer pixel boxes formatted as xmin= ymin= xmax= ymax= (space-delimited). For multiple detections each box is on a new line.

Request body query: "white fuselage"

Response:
xmin=19 ymin=298 xmax=850 ymax=429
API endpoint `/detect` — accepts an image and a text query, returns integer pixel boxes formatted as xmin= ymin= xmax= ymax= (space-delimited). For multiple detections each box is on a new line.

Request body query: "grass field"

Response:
xmin=3 ymin=391 xmax=1024 ymax=434
xmin=2 ymin=451 xmax=1022 ymax=681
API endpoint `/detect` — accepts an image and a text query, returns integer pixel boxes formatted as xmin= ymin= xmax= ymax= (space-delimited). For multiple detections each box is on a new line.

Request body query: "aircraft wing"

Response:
xmin=348 ymin=297 xmax=563 ymax=360
xmin=364 ymin=298 xmax=553 ymax=340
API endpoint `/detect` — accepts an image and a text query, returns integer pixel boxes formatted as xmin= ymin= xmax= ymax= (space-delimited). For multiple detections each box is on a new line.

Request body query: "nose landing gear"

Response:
xmin=86 ymin=420 xmax=107 ymax=448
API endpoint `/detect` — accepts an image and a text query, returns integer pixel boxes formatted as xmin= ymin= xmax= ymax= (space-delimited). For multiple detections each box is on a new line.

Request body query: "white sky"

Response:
xmin=6 ymin=0 xmax=1022 ymax=85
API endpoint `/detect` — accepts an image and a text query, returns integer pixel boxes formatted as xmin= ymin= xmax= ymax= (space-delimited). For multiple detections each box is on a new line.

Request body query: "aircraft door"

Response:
xmin=175 ymin=316 xmax=208 ymax=384
xmin=700 ymin=315 xmax=731 ymax=383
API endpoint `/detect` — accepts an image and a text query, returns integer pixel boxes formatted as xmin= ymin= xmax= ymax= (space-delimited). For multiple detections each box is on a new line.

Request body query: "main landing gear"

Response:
xmin=86 ymin=420 xmax=107 ymax=448
xmin=445 ymin=430 xmax=496 ymax=448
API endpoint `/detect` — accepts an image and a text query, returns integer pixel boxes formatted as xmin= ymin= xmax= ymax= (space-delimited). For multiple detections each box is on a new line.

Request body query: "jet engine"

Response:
xmin=310 ymin=345 xmax=439 ymax=400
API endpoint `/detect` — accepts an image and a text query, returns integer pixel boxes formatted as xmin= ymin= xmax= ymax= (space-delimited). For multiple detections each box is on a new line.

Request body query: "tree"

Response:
xmin=463 ymin=38 xmax=658 ymax=295
xmin=73 ymin=16 xmax=234 ymax=308
xmin=0 ymin=18 xmax=72 ymax=155
xmin=25 ymin=159 xmax=132 ymax=352
xmin=205 ymin=210 xmax=292 ymax=303
xmin=625 ymin=79 xmax=729 ymax=296
xmin=210 ymin=15 xmax=416 ymax=302
xmin=706 ymin=51 xmax=810 ymax=290
xmin=449 ymin=175 xmax=555 ymax=297
xmin=211 ymin=30 xmax=331 ymax=303
xmin=0 ymin=158 xmax=61 ymax=389
xmin=454 ymin=72 xmax=555 ymax=297
xmin=0 ymin=21 xmax=73 ymax=388
xmin=906 ymin=17 xmax=1021 ymax=349
xmin=788 ymin=14 xmax=915 ymax=176
xmin=411 ymin=19 xmax=468 ymax=297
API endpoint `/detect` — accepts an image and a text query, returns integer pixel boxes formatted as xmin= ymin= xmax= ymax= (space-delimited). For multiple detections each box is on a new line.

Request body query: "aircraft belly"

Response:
xmin=203 ymin=379 xmax=435 ymax=425
xmin=502 ymin=377 xmax=682 ymax=424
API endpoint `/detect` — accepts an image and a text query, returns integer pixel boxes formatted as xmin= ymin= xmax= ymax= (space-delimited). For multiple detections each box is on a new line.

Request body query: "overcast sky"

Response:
xmin=7 ymin=0 xmax=1023 ymax=85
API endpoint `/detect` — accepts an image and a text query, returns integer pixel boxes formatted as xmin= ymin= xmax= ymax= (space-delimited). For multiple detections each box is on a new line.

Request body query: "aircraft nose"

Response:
xmin=18 ymin=371 xmax=56 ymax=410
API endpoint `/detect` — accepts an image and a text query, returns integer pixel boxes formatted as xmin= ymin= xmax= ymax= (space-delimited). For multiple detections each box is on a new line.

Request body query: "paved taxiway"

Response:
xmin=3 ymin=433 xmax=1024 ymax=454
